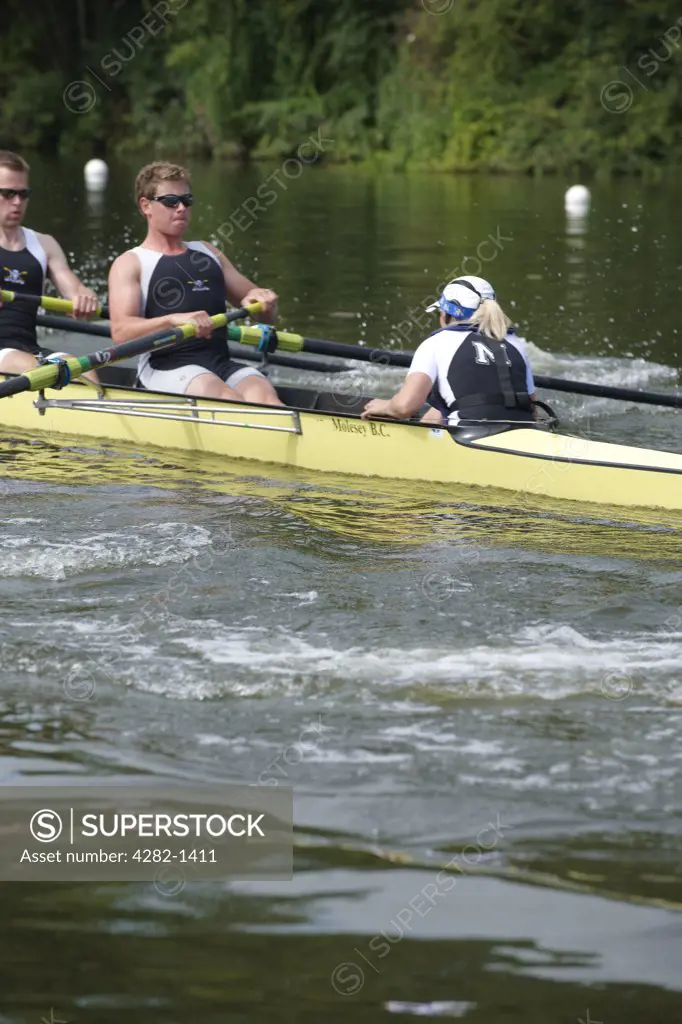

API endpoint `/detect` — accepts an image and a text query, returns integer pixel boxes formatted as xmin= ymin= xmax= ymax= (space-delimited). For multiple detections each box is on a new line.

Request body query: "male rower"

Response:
xmin=0 ymin=150 xmax=100 ymax=378
xmin=108 ymin=161 xmax=283 ymax=404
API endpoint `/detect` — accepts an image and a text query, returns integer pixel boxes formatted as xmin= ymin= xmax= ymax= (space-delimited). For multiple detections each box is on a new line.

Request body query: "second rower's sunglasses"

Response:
xmin=0 ymin=188 xmax=32 ymax=200
xmin=149 ymin=193 xmax=194 ymax=208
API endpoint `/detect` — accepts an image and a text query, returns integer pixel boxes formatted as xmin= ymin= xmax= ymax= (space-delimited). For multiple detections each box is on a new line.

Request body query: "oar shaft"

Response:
xmin=230 ymin=324 xmax=412 ymax=366
xmin=37 ymin=313 xmax=111 ymax=337
xmin=19 ymin=309 xmax=682 ymax=410
xmin=534 ymin=374 xmax=682 ymax=409
xmin=233 ymin=326 xmax=682 ymax=410
xmin=0 ymin=304 xmax=262 ymax=398
xmin=1 ymin=289 xmax=104 ymax=318
xmin=35 ymin=314 xmax=346 ymax=373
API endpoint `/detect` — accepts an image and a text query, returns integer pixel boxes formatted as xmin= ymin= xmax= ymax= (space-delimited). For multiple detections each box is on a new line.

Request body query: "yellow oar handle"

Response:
xmin=232 ymin=323 xmax=304 ymax=353
xmin=175 ymin=304 xmax=263 ymax=338
xmin=0 ymin=289 xmax=103 ymax=317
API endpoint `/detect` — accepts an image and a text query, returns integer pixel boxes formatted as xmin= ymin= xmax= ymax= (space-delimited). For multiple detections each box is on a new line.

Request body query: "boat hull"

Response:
xmin=1 ymin=370 xmax=681 ymax=511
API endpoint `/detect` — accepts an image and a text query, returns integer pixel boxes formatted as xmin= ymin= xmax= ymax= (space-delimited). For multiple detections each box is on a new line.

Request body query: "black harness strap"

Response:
xmin=491 ymin=341 xmax=518 ymax=408
xmin=449 ymin=390 xmax=532 ymax=413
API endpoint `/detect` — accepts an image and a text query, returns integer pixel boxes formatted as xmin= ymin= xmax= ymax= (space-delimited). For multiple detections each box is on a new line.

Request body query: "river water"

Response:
xmin=0 ymin=157 xmax=681 ymax=1023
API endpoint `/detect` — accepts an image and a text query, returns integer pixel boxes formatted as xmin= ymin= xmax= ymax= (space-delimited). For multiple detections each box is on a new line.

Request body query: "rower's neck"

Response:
xmin=140 ymin=227 xmax=187 ymax=256
xmin=0 ymin=225 xmax=25 ymax=251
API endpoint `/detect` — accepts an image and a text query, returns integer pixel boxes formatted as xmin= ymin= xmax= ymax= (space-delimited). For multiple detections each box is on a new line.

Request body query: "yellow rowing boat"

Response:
xmin=0 ymin=366 xmax=681 ymax=512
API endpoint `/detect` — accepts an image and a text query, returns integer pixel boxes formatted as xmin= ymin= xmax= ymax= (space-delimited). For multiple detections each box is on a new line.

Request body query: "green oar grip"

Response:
xmin=0 ymin=289 xmax=103 ymax=317
xmin=227 ymin=324 xmax=304 ymax=354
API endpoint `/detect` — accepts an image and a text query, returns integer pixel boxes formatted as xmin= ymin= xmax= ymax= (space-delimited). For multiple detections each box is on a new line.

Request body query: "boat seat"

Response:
xmin=98 ymin=365 xmax=139 ymax=389
xmin=311 ymin=392 xmax=368 ymax=416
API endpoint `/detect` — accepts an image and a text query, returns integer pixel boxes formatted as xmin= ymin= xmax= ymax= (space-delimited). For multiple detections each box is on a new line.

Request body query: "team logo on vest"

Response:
xmin=3 ymin=267 xmax=27 ymax=285
xmin=188 ymin=277 xmax=210 ymax=292
xmin=472 ymin=340 xmax=512 ymax=366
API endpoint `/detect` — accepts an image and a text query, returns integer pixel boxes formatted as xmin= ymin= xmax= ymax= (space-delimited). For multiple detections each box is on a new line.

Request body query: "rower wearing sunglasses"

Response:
xmin=0 ymin=150 xmax=101 ymax=378
xmin=108 ymin=161 xmax=283 ymax=405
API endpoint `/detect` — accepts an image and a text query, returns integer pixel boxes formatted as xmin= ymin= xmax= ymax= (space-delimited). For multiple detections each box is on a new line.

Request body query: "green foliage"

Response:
xmin=3 ymin=0 xmax=682 ymax=173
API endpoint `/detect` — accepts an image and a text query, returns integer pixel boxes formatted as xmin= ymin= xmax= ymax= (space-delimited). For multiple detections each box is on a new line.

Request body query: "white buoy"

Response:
xmin=84 ymin=158 xmax=109 ymax=190
xmin=564 ymin=184 xmax=591 ymax=214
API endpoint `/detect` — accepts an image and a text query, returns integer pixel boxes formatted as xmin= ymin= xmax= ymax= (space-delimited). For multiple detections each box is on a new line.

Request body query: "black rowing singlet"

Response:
xmin=0 ymin=227 xmax=47 ymax=353
xmin=134 ymin=242 xmax=232 ymax=376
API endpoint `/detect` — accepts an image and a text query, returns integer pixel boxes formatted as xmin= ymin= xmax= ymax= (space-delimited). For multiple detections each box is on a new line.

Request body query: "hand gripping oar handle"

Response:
xmin=0 ymin=289 xmax=106 ymax=318
xmin=0 ymin=302 xmax=264 ymax=399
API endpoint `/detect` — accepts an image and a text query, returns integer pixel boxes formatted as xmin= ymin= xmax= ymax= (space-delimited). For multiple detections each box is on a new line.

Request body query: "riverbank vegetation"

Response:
xmin=2 ymin=0 xmax=682 ymax=174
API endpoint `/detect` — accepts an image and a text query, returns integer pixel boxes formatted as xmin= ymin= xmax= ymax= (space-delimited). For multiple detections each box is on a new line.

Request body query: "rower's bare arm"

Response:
xmin=420 ymin=406 xmax=446 ymax=425
xmin=203 ymin=242 xmax=278 ymax=324
xmin=361 ymin=373 xmax=433 ymax=421
xmin=108 ymin=253 xmax=213 ymax=342
xmin=40 ymin=233 xmax=99 ymax=319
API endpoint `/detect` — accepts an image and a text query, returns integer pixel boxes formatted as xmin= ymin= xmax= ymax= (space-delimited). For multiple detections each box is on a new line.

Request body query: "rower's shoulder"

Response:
xmin=194 ymin=239 xmax=225 ymax=262
xmin=31 ymin=229 xmax=60 ymax=255
xmin=108 ymin=248 xmax=142 ymax=278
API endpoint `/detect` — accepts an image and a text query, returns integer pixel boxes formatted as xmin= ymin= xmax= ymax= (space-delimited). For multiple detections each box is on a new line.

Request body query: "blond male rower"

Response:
xmin=108 ymin=161 xmax=283 ymax=404
xmin=0 ymin=150 xmax=100 ymax=380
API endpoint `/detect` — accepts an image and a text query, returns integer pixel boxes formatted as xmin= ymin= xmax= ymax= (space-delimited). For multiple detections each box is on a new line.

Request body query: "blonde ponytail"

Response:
xmin=468 ymin=298 xmax=510 ymax=342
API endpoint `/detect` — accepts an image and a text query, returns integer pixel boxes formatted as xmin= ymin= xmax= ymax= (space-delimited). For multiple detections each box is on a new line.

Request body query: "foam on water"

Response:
xmin=12 ymin=612 xmax=682 ymax=705
xmin=0 ymin=523 xmax=213 ymax=580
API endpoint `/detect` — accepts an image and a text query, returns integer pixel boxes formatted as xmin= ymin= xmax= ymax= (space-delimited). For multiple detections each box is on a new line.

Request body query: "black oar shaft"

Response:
xmin=535 ymin=374 xmax=682 ymax=410
xmin=296 ymin=336 xmax=412 ymax=368
xmin=25 ymin=315 xmax=682 ymax=410
xmin=35 ymin=314 xmax=346 ymax=374
xmin=38 ymin=313 xmax=111 ymax=337
xmin=292 ymin=336 xmax=682 ymax=410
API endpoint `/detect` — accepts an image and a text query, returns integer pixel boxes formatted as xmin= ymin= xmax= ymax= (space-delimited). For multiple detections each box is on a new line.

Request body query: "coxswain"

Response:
xmin=361 ymin=276 xmax=536 ymax=426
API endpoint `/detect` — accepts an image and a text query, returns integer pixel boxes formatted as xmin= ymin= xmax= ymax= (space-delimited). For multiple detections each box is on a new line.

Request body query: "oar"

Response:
xmin=0 ymin=303 xmax=263 ymax=399
xmin=35 ymin=312 xmax=348 ymax=374
xmin=0 ymin=289 xmax=107 ymax=318
xmin=37 ymin=313 xmax=111 ymax=337
xmin=24 ymin=310 xmax=682 ymax=411
xmin=227 ymin=324 xmax=413 ymax=365
xmin=532 ymin=374 xmax=682 ymax=410
xmin=229 ymin=324 xmax=682 ymax=411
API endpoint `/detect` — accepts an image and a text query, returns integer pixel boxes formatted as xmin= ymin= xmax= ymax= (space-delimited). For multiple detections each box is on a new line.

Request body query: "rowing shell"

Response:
xmin=1 ymin=366 xmax=681 ymax=512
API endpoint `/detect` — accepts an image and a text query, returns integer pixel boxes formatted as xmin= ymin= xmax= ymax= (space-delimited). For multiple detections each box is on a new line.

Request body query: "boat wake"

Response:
xmin=7 ymin=611 xmax=681 ymax=707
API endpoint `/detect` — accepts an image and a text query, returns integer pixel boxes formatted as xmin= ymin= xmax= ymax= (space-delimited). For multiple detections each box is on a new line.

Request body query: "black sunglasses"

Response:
xmin=0 ymin=188 xmax=32 ymax=200
xmin=149 ymin=192 xmax=194 ymax=208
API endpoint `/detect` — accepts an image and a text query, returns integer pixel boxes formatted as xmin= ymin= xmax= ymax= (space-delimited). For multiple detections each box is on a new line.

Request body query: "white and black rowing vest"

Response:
xmin=134 ymin=241 xmax=231 ymax=375
xmin=0 ymin=228 xmax=48 ymax=353
xmin=409 ymin=324 xmax=535 ymax=424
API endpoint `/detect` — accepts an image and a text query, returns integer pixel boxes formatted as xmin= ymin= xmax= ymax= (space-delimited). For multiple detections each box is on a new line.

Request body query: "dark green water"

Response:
xmin=0 ymin=158 xmax=681 ymax=1023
